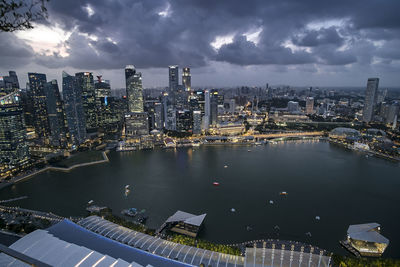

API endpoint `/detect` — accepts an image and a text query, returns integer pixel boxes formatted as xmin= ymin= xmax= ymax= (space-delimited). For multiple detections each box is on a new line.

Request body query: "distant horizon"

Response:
xmin=1 ymin=68 xmax=399 ymax=92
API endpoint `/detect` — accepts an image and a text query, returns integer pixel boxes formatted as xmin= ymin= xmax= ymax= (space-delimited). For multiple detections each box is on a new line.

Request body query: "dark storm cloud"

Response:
xmin=0 ymin=33 xmax=34 ymax=68
xmin=292 ymin=27 xmax=344 ymax=47
xmin=5 ymin=0 xmax=400 ymax=74
xmin=216 ymin=35 xmax=315 ymax=65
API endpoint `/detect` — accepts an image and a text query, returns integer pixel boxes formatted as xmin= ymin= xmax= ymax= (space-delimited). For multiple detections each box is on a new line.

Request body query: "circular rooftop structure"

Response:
xmin=329 ymin=127 xmax=361 ymax=139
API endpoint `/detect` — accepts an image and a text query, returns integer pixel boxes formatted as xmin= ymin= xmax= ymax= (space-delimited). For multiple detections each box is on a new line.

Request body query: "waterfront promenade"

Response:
xmin=0 ymin=151 xmax=110 ymax=190
xmin=329 ymin=139 xmax=400 ymax=162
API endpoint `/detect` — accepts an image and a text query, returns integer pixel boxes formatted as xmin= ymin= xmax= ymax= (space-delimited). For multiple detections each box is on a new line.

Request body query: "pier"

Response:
xmin=0 ymin=196 xmax=28 ymax=204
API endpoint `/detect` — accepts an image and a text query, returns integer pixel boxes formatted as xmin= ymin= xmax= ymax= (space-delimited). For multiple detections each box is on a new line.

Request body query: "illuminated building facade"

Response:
xmin=28 ymin=72 xmax=51 ymax=143
xmin=0 ymin=92 xmax=30 ymax=172
xmin=176 ymin=109 xmax=192 ymax=133
xmin=347 ymin=223 xmax=389 ymax=257
xmin=75 ymin=72 xmax=97 ymax=132
xmin=182 ymin=67 xmax=191 ymax=91
xmin=192 ymin=110 xmax=202 ymax=134
xmin=125 ymin=65 xmax=144 ymax=113
xmin=125 ymin=112 xmax=149 ymax=138
xmin=0 ymin=71 xmax=19 ymax=96
xmin=168 ymin=65 xmax=179 ymax=93
xmin=62 ymin=71 xmax=87 ymax=145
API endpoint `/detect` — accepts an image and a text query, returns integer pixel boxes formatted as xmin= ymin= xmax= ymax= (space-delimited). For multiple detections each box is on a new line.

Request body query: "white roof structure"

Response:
xmin=0 ymin=229 xmax=143 ymax=267
xmin=166 ymin=210 xmax=207 ymax=227
xmin=347 ymin=223 xmax=389 ymax=244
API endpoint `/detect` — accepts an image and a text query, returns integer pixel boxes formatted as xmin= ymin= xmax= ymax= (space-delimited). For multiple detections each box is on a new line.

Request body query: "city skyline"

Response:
xmin=1 ymin=0 xmax=400 ymax=88
xmin=1 ymin=1 xmax=400 ymax=265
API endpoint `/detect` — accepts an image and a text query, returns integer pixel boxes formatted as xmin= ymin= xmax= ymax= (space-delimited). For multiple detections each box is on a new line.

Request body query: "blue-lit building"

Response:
xmin=43 ymin=80 xmax=67 ymax=147
xmin=62 ymin=71 xmax=87 ymax=146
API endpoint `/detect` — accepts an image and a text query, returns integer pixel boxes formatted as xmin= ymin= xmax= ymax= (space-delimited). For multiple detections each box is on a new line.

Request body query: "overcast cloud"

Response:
xmin=0 ymin=0 xmax=399 ymax=88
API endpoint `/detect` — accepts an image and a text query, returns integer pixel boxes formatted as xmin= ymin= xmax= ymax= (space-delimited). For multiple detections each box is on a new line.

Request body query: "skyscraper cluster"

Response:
xmin=0 ymin=70 xmax=126 ymax=176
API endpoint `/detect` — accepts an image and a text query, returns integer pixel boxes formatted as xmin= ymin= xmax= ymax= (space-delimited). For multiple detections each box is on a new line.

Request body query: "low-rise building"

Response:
xmin=164 ymin=210 xmax=206 ymax=237
xmin=346 ymin=223 xmax=389 ymax=257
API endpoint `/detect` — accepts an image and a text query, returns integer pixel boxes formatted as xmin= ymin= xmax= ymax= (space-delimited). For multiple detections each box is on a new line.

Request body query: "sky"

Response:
xmin=1 ymin=0 xmax=400 ymax=89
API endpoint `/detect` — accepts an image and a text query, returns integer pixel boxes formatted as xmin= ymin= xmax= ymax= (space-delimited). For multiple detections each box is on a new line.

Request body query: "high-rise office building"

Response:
xmin=306 ymin=97 xmax=314 ymax=115
xmin=124 ymin=112 xmax=149 ymax=138
xmin=125 ymin=65 xmax=144 ymax=113
xmin=75 ymin=72 xmax=97 ymax=132
xmin=362 ymin=78 xmax=379 ymax=123
xmin=154 ymin=102 xmax=163 ymax=130
xmin=62 ymin=71 xmax=86 ymax=145
xmin=175 ymin=86 xmax=188 ymax=110
xmin=19 ymin=88 xmax=35 ymax=131
xmin=168 ymin=65 xmax=179 ymax=92
xmin=176 ymin=110 xmax=192 ymax=133
xmin=94 ymin=76 xmax=112 ymax=129
xmin=193 ymin=110 xmax=202 ymax=135
xmin=229 ymin=99 xmax=236 ymax=114
xmin=0 ymin=91 xmax=30 ymax=171
xmin=210 ymin=90 xmax=218 ymax=125
xmin=386 ymin=102 xmax=399 ymax=124
xmin=203 ymin=90 xmax=210 ymax=129
xmin=0 ymin=71 xmax=19 ymax=96
xmin=95 ymin=76 xmax=111 ymax=98
xmin=182 ymin=67 xmax=191 ymax=91
xmin=43 ymin=80 xmax=67 ymax=147
xmin=28 ymin=72 xmax=51 ymax=143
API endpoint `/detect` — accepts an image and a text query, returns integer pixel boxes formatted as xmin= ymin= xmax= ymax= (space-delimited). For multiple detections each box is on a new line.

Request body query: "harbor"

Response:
xmin=0 ymin=142 xmax=399 ymax=257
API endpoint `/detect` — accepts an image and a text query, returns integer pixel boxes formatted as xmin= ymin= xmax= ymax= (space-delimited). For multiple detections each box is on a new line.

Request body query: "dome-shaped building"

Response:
xmin=329 ymin=127 xmax=361 ymax=141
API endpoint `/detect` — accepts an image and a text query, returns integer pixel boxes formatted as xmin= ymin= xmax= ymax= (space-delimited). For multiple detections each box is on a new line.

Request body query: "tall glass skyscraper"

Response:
xmin=44 ymin=80 xmax=67 ymax=147
xmin=125 ymin=65 xmax=144 ymax=113
xmin=28 ymin=72 xmax=51 ymax=143
xmin=75 ymin=72 xmax=97 ymax=132
xmin=0 ymin=91 xmax=29 ymax=171
xmin=62 ymin=71 xmax=86 ymax=145
xmin=168 ymin=65 xmax=179 ymax=92
xmin=0 ymin=71 xmax=19 ymax=96
xmin=362 ymin=78 xmax=379 ymax=123
xmin=182 ymin=67 xmax=191 ymax=91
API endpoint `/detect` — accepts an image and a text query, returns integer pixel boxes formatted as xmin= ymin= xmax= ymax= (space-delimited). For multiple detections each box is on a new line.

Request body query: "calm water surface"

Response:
xmin=1 ymin=141 xmax=399 ymax=257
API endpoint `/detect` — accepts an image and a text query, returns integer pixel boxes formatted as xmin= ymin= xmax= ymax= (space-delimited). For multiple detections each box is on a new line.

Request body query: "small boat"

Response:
xmin=231 ymin=208 xmax=236 ymax=212
xmin=88 ymin=200 xmax=94 ymax=205
xmin=213 ymin=182 xmax=220 ymax=186
xmin=247 ymin=150 xmax=251 ymax=152
xmin=269 ymin=200 xmax=274 ymax=204
xmin=121 ymin=208 xmax=137 ymax=217
xmin=124 ymin=188 xmax=131 ymax=196
xmin=315 ymin=216 xmax=320 ymax=220
xmin=125 ymin=185 xmax=130 ymax=189
xmin=224 ymin=165 xmax=228 ymax=168
xmin=279 ymin=191 xmax=288 ymax=195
